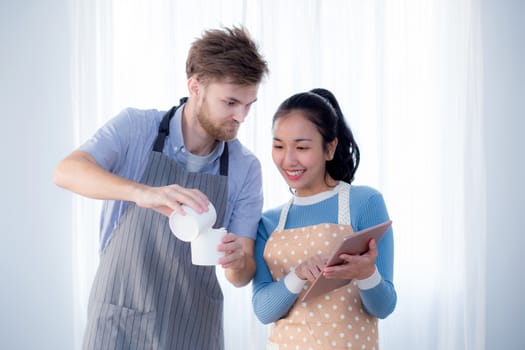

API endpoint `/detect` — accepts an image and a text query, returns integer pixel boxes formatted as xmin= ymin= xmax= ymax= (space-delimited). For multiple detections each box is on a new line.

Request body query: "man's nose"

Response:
xmin=232 ymin=106 xmax=250 ymax=123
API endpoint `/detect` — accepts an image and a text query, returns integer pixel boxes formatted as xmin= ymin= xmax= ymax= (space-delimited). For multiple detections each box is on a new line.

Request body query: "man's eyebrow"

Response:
xmin=227 ymin=97 xmax=258 ymax=105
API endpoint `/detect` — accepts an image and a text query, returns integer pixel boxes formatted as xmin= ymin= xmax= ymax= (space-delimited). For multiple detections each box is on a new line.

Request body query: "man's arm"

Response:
xmin=53 ymin=150 xmax=210 ymax=216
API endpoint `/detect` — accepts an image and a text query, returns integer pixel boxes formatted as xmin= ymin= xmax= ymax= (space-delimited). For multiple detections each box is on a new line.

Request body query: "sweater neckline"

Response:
xmin=292 ymin=182 xmax=343 ymax=206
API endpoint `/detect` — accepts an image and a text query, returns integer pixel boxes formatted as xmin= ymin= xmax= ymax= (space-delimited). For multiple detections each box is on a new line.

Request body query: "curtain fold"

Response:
xmin=70 ymin=0 xmax=112 ymax=348
xmin=71 ymin=1 xmax=485 ymax=349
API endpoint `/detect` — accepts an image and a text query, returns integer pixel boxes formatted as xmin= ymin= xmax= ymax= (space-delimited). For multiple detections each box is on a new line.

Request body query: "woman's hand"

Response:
xmin=295 ymin=254 xmax=329 ymax=282
xmin=323 ymin=239 xmax=378 ymax=280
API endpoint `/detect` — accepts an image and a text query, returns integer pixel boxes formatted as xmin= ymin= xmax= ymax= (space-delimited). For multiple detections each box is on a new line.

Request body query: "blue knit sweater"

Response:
xmin=252 ymin=183 xmax=397 ymax=324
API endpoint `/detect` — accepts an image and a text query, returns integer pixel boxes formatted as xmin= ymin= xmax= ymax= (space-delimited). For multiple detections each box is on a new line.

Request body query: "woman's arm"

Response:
xmin=252 ymin=219 xmax=300 ymax=324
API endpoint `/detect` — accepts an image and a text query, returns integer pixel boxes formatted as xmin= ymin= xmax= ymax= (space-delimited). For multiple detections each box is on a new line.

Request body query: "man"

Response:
xmin=54 ymin=26 xmax=268 ymax=350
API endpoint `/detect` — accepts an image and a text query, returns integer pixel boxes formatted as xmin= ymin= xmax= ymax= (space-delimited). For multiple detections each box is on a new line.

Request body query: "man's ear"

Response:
xmin=187 ymin=76 xmax=200 ymax=97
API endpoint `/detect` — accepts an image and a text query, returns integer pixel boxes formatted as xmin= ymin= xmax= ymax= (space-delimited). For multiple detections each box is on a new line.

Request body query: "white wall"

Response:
xmin=1 ymin=0 xmax=524 ymax=349
xmin=482 ymin=1 xmax=525 ymax=349
xmin=0 ymin=0 xmax=75 ymax=349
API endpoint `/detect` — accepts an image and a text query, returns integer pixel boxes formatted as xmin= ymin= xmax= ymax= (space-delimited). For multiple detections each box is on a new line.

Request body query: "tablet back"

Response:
xmin=301 ymin=220 xmax=392 ymax=302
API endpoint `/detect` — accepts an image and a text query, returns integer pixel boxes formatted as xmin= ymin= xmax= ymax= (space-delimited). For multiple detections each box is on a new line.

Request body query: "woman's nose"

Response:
xmin=282 ymin=149 xmax=297 ymax=165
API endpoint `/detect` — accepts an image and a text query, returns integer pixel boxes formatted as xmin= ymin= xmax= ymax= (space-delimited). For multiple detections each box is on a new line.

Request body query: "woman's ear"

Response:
xmin=326 ymin=138 xmax=338 ymax=161
xmin=326 ymin=137 xmax=339 ymax=160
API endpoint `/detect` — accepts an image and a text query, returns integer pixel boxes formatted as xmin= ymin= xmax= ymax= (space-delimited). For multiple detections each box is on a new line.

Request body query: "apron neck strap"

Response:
xmin=153 ymin=97 xmax=188 ymax=152
xmin=219 ymin=142 xmax=228 ymax=176
xmin=337 ymin=182 xmax=351 ymax=225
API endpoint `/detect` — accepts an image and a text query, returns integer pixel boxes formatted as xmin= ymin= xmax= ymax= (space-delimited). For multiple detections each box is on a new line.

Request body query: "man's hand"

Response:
xmin=218 ymin=234 xmax=255 ymax=287
xmin=134 ymin=184 xmax=210 ymax=217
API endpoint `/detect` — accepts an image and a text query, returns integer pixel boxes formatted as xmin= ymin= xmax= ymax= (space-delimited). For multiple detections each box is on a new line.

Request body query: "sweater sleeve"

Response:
xmin=252 ymin=213 xmax=300 ymax=324
xmin=355 ymin=191 xmax=397 ymax=319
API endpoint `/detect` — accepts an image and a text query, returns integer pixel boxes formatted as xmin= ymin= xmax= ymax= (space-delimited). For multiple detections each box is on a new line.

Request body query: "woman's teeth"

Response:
xmin=286 ymin=170 xmax=304 ymax=177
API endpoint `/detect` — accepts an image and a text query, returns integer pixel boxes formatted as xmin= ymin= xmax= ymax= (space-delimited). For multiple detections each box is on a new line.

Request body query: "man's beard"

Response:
xmin=196 ymin=100 xmax=239 ymax=141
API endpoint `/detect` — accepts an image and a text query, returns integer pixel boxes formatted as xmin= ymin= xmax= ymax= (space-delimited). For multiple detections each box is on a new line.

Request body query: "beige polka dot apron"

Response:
xmin=264 ymin=183 xmax=379 ymax=350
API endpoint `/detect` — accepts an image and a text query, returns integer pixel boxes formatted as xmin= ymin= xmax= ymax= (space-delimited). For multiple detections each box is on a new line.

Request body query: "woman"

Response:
xmin=252 ymin=89 xmax=397 ymax=349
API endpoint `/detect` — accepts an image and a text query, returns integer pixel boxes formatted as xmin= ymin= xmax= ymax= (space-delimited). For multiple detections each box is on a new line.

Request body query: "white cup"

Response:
xmin=169 ymin=203 xmax=217 ymax=242
xmin=191 ymin=227 xmax=226 ymax=265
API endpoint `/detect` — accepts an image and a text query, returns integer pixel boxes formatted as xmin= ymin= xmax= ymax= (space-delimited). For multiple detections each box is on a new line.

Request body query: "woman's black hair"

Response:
xmin=272 ymin=88 xmax=360 ymax=183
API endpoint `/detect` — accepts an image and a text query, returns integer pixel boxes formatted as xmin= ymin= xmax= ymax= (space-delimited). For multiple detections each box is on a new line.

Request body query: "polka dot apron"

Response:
xmin=264 ymin=183 xmax=378 ymax=350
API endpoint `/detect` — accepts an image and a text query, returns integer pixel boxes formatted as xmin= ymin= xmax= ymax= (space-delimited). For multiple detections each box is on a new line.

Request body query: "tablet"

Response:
xmin=300 ymin=220 xmax=392 ymax=302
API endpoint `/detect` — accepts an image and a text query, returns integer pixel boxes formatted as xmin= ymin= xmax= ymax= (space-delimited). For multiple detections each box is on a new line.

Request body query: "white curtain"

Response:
xmin=70 ymin=1 xmax=485 ymax=349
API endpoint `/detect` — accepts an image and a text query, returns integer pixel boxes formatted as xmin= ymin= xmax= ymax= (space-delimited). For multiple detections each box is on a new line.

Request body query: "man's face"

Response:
xmin=194 ymin=80 xmax=259 ymax=141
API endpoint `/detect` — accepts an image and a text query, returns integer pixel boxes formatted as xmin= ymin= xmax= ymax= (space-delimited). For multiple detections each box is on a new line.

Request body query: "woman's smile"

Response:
xmin=284 ymin=169 xmax=306 ymax=180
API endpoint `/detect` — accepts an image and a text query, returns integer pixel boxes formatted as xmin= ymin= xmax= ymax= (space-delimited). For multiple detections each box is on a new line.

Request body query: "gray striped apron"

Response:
xmin=83 ymin=101 xmax=228 ymax=350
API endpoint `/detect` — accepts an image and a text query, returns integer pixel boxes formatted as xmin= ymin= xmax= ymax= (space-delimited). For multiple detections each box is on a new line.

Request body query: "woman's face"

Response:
xmin=272 ymin=111 xmax=337 ymax=197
